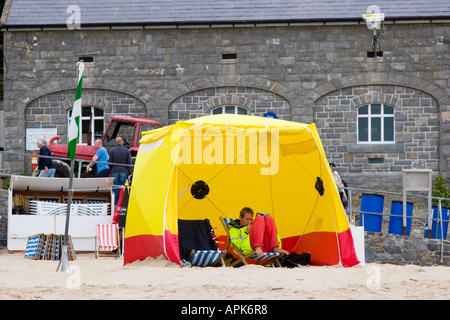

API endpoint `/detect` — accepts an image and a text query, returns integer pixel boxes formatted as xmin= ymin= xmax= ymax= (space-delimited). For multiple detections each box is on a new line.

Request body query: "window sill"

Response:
xmin=347 ymin=143 xmax=403 ymax=153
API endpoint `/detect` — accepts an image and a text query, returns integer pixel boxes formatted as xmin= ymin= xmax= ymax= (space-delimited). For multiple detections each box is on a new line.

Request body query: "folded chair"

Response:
xmin=95 ymin=223 xmax=120 ymax=258
xmin=220 ymin=216 xmax=282 ymax=267
xmin=178 ymin=219 xmax=224 ymax=267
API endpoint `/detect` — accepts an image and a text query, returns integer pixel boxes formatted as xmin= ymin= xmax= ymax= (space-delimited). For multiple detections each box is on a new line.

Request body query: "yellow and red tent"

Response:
xmin=124 ymin=114 xmax=359 ymax=267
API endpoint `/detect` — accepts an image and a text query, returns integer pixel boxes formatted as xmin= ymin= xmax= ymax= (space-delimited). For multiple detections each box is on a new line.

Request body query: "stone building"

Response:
xmin=1 ymin=0 xmax=449 ymax=190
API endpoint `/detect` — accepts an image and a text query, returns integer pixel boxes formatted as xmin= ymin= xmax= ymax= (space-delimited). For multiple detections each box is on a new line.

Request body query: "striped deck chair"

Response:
xmin=178 ymin=219 xmax=224 ymax=267
xmin=188 ymin=250 xmax=224 ymax=267
xmin=220 ymin=217 xmax=283 ymax=267
xmin=25 ymin=234 xmax=44 ymax=259
xmin=95 ymin=224 xmax=120 ymax=258
xmin=248 ymin=252 xmax=282 ymax=266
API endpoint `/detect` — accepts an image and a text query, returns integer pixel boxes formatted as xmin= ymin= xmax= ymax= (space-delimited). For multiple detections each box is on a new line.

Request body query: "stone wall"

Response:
xmin=365 ymin=232 xmax=450 ymax=266
xmin=168 ymin=86 xmax=291 ymax=124
xmin=25 ymin=89 xmax=147 ymax=142
xmin=315 ymin=84 xmax=440 ymax=190
xmin=2 ymin=23 xmax=450 ymax=190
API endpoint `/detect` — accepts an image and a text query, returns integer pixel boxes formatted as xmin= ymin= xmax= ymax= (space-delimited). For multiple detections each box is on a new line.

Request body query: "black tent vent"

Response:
xmin=191 ymin=180 xmax=210 ymax=200
xmin=315 ymin=177 xmax=325 ymax=196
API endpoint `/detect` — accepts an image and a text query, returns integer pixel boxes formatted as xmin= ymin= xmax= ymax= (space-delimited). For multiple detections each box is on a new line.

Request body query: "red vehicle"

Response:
xmin=42 ymin=115 xmax=162 ymax=177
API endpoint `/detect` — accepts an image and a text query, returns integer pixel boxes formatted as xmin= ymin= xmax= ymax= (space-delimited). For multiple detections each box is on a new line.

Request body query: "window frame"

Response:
xmin=67 ymin=106 xmax=104 ymax=146
xmin=357 ymin=103 xmax=395 ymax=144
xmin=211 ymin=105 xmax=248 ymax=115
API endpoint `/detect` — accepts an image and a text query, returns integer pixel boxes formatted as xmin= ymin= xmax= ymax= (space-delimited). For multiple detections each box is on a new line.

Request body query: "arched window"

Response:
xmin=211 ymin=105 xmax=248 ymax=115
xmin=357 ymin=104 xmax=394 ymax=143
xmin=68 ymin=106 xmax=104 ymax=145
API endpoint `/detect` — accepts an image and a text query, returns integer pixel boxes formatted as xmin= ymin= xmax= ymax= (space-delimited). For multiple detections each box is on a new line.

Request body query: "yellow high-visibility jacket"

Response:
xmin=228 ymin=217 xmax=283 ymax=256
xmin=229 ymin=220 xmax=253 ymax=255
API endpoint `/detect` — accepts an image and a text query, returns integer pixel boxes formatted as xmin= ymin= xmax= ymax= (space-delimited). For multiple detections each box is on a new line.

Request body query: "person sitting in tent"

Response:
xmin=229 ymin=207 xmax=289 ymax=257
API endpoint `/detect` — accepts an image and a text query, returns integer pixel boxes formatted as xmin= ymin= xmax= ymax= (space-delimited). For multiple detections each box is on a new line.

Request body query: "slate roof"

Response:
xmin=2 ymin=0 xmax=450 ymax=28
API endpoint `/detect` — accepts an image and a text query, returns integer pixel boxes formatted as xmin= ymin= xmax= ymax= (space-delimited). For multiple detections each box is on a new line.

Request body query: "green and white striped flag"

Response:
xmin=67 ymin=62 xmax=84 ymax=161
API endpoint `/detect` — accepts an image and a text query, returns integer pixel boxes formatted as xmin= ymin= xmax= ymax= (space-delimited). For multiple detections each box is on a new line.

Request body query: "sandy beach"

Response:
xmin=0 ymin=249 xmax=448 ymax=301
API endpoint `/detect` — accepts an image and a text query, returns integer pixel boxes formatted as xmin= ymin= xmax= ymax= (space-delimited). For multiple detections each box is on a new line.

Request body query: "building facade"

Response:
xmin=1 ymin=1 xmax=450 ymax=190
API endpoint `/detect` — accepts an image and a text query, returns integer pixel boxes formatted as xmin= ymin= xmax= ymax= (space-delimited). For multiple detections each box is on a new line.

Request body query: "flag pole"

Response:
xmin=57 ymin=160 xmax=75 ymax=272
xmin=57 ymin=61 xmax=84 ymax=272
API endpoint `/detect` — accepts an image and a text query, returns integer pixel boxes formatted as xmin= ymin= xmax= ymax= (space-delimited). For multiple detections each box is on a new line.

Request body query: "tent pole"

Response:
xmin=57 ymin=159 xmax=75 ymax=272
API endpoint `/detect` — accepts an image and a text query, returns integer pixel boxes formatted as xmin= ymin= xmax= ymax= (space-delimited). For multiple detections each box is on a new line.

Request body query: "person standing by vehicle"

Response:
xmin=109 ymin=137 xmax=132 ymax=205
xmin=86 ymin=139 xmax=110 ymax=177
xmin=37 ymin=138 xmax=56 ymax=178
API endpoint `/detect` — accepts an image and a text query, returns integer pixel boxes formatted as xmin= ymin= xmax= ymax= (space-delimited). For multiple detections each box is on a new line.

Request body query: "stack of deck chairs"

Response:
xmin=25 ymin=234 xmax=76 ymax=261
